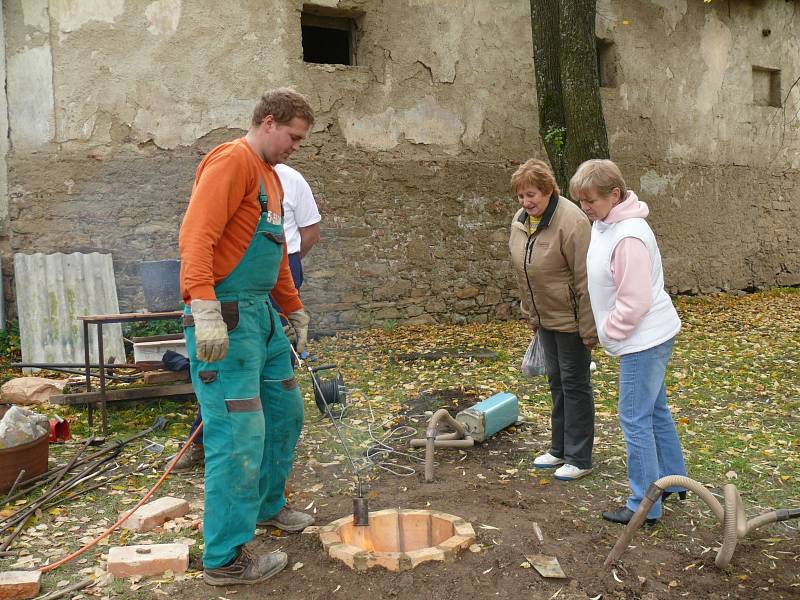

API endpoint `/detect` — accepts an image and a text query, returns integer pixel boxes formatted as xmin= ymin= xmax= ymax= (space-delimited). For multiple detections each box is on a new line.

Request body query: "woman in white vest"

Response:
xmin=570 ymin=159 xmax=687 ymax=526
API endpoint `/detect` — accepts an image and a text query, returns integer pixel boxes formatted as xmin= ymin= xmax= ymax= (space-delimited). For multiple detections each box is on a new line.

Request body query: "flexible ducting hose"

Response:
xmin=409 ymin=409 xmax=475 ymax=482
xmin=604 ymin=475 xmax=800 ymax=569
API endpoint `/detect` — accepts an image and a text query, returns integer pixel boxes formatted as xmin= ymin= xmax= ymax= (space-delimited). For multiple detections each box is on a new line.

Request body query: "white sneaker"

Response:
xmin=553 ymin=463 xmax=592 ymax=481
xmin=533 ymin=452 xmax=565 ymax=468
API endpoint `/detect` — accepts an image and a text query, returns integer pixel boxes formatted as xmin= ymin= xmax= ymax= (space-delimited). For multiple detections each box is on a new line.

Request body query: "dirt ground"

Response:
xmin=165 ymin=417 xmax=800 ymax=600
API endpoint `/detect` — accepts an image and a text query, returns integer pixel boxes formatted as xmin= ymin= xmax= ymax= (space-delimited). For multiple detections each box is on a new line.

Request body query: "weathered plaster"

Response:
xmin=650 ymin=0 xmax=687 ymax=33
xmin=0 ymin=7 xmax=8 ymax=229
xmin=7 ymin=45 xmax=55 ymax=150
xmin=639 ymin=170 xmax=671 ymax=197
xmin=339 ymin=96 xmax=464 ymax=152
xmin=145 ymin=0 xmax=181 ymax=36
xmin=1 ymin=0 xmax=798 ymax=329
xmin=50 ymin=0 xmax=125 ymax=34
xmin=22 ymin=0 xmax=50 ymax=30
xmin=697 ymin=12 xmax=731 ymax=114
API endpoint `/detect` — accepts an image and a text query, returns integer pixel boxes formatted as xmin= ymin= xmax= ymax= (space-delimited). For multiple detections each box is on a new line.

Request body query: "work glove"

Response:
xmin=190 ymin=299 xmax=229 ymax=363
xmin=286 ymin=309 xmax=310 ymax=354
xmin=283 ymin=323 xmax=297 ymax=346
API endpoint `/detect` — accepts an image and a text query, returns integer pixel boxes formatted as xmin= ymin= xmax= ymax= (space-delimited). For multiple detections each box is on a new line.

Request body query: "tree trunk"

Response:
xmin=529 ymin=0 xmax=609 ymax=197
xmin=529 ymin=0 xmax=568 ymax=194
xmin=559 ymin=0 xmax=609 ymax=180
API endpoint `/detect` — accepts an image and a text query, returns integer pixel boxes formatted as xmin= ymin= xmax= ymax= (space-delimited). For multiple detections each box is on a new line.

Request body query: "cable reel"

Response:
xmin=310 ymin=364 xmax=347 ymax=415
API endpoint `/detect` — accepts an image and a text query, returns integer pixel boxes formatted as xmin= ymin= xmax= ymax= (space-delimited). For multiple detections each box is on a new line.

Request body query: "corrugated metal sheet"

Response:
xmin=14 ymin=253 xmax=126 ymax=370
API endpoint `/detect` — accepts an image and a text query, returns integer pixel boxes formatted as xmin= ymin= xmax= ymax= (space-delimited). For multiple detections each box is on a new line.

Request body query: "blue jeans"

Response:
xmin=618 ymin=336 xmax=686 ymax=519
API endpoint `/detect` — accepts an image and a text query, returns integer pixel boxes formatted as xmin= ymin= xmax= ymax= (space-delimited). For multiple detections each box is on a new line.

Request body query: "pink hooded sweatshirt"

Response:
xmin=603 ymin=191 xmax=653 ymax=341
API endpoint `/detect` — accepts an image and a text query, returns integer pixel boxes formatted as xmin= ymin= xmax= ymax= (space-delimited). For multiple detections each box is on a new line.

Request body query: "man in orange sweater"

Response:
xmin=179 ymin=88 xmax=314 ymax=587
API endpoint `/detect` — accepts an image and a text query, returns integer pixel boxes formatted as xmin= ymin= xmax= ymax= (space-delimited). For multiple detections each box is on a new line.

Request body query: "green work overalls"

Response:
xmin=183 ymin=181 xmax=304 ymax=569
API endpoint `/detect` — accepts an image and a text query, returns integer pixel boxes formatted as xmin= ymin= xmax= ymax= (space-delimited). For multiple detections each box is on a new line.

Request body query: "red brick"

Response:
xmin=107 ymin=544 xmax=189 ymax=578
xmin=0 ymin=570 xmax=41 ymax=600
xmin=119 ymin=497 xmax=190 ymax=533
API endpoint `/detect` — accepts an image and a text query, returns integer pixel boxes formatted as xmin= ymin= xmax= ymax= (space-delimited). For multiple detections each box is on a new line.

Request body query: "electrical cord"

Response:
xmin=322 ymin=386 xmax=427 ymax=478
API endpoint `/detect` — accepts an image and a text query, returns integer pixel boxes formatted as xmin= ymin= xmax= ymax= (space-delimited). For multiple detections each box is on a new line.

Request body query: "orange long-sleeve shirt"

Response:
xmin=179 ymin=138 xmax=303 ymax=314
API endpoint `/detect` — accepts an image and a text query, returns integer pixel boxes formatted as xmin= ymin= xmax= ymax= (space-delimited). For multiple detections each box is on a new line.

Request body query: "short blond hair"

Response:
xmin=569 ymin=159 xmax=627 ymax=200
xmin=511 ymin=159 xmax=559 ymax=196
xmin=251 ymin=87 xmax=315 ymax=128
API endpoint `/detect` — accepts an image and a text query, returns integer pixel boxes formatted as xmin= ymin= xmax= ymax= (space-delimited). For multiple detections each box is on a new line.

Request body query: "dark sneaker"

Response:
xmin=203 ymin=547 xmax=288 ymax=586
xmin=258 ymin=506 xmax=315 ymax=532
xmin=169 ymin=443 xmax=204 ymax=472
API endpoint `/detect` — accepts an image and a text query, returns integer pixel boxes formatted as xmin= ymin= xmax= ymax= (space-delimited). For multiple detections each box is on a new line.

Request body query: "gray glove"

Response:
xmin=190 ymin=299 xmax=229 ymax=363
xmin=282 ymin=323 xmax=297 ymax=346
xmin=286 ymin=309 xmax=310 ymax=354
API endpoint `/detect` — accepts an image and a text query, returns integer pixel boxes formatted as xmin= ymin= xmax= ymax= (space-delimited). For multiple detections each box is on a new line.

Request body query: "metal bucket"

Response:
xmin=139 ymin=260 xmax=181 ymax=312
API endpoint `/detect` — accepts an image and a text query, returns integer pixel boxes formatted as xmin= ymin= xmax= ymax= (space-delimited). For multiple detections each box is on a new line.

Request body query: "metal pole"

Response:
xmin=83 ymin=320 xmax=93 ymax=427
xmin=97 ymin=323 xmax=107 ymax=435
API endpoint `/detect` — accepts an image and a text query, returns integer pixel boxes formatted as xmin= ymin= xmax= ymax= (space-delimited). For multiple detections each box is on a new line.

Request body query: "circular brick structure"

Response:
xmin=318 ymin=509 xmax=476 ymax=571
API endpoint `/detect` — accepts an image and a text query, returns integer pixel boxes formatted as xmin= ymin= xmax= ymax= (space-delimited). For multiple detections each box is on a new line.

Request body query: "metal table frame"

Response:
xmin=78 ymin=311 xmax=183 ymax=434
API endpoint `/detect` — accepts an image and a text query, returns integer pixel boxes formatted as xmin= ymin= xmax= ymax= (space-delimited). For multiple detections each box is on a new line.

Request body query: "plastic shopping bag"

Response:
xmin=521 ymin=333 xmax=546 ymax=377
xmin=0 ymin=405 xmax=50 ymax=449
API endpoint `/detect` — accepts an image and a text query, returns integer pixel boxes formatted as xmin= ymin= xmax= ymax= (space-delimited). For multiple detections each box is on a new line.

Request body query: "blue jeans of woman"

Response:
xmin=618 ymin=336 xmax=686 ymax=519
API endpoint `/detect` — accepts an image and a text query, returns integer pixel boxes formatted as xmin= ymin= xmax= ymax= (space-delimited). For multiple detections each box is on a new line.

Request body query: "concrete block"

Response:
xmin=120 ymin=496 xmax=190 ymax=532
xmin=399 ymin=510 xmax=432 ymax=551
xmin=454 ymin=521 xmax=476 ymax=537
xmin=430 ymin=513 xmax=455 ymax=544
xmin=0 ymin=571 xmax=41 ymax=600
xmin=107 ymin=544 xmax=189 ymax=578
xmin=365 ymin=551 xmax=401 ymax=571
xmin=328 ymin=544 xmax=367 ymax=570
xmin=438 ymin=534 xmax=474 ymax=559
xmin=406 ymin=546 xmax=445 ymax=567
xmin=319 ymin=530 xmax=341 ymax=550
xmin=366 ymin=510 xmax=399 ymax=553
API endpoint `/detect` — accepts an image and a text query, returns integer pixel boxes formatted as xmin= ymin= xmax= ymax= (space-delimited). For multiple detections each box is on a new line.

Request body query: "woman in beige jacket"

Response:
xmin=509 ymin=159 xmax=598 ymax=481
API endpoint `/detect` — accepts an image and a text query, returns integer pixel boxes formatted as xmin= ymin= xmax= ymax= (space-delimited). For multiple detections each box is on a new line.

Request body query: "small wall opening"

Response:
xmin=596 ymin=38 xmax=619 ymax=88
xmin=301 ymin=10 xmax=357 ymax=65
xmin=752 ymin=66 xmax=781 ymax=107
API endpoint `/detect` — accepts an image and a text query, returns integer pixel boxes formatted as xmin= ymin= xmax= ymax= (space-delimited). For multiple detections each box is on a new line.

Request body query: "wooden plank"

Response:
xmin=51 ymin=383 xmax=195 ymax=405
xmin=143 ymin=370 xmax=190 ymax=384
xmin=132 ymin=334 xmax=184 ymax=343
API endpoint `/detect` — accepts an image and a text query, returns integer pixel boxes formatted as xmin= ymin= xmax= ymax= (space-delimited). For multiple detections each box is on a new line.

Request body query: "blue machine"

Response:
xmin=455 ymin=391 xmax=519 ymax=442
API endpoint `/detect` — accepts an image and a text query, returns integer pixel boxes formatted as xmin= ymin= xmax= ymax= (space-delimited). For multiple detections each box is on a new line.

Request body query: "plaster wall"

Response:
xmin=597 ymin=0 xmax=800 ymax=293
xmin=0 ymin=5 xmax=8 ymax=228
xmin=2 ymin=0 xmax=799 ymax=330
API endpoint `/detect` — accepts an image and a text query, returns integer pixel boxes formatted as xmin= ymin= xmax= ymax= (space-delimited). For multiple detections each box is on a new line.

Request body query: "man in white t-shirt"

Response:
xmin=274 ymin=163 xmax=321 ymax=288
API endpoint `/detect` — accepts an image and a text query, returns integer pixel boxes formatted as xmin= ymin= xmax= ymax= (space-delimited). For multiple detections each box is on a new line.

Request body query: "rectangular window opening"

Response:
xmin=301 ymin=10 xmax=357 ymax=66
xmin=596 ymin=38 xmax=619 ymax=88
xmin=752 ymin=66 xmax=781 ymax=107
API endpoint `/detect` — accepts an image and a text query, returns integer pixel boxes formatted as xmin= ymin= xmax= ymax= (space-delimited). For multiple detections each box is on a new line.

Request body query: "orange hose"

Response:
xmin=40 ymin=422 xmax=204 ymax=573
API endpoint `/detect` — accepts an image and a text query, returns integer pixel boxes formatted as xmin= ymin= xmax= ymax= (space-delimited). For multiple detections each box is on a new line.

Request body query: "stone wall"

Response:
xmin=2 ymin=0 xmax=799 ymax=331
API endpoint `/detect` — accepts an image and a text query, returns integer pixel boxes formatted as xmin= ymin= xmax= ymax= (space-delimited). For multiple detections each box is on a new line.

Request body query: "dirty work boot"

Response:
xmin=203 ymin=547 xmax=288 ymax=586
xmin=258 ymin=506 xmax=315 ymax=532
xmin=168 ymin=443 xmax=204 ymax=472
